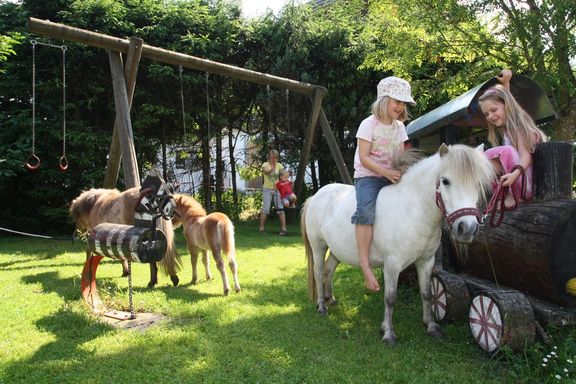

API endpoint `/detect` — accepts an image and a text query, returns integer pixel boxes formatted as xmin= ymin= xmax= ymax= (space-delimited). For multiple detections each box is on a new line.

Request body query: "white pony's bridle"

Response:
xmin=435 ymin=179 xmax=481 ymax=228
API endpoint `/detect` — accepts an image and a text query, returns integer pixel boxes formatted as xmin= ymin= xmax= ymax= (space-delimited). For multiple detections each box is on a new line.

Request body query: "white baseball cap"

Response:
xmin=377 ymin=77 xmax=416 ymax=106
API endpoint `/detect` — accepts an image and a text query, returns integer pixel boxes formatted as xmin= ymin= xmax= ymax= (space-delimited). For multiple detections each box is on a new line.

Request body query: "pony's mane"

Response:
xmin=174 ymin=194 xmax=207 ymax=218
xmin=439 ymin=144 xmax=495 ymax=202
xmin=400 ymin=144 xmax=495 ymax=203
xmin=392 ymin=148 xmax=425 ymax=173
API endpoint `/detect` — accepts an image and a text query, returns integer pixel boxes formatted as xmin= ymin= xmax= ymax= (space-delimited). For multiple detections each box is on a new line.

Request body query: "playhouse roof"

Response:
xmin=406 ymin=75 xmax=557 ymax=139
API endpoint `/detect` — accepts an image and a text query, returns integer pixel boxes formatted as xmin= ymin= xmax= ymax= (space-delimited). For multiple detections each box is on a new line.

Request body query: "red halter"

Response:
xmin=435 ymin=179 xmax=481 ymax=228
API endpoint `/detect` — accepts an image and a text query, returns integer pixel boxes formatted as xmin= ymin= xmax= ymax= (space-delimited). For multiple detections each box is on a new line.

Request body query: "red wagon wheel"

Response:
xmin=469 ymin=294 xmax=503 ymax=353
xmin=469 ymin=290 xmax=535 ymax=353
xmin=431 ymin=270 xmax=470 ymax=323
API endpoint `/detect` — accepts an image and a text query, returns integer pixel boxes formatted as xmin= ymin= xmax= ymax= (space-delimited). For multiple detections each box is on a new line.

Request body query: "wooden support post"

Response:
xmin=533 ymin=141 xmax=574 ymax=201
xmin=109 ymin=51 xmax=140 ymax=188
xmin=319 ymin=107 xmax=353 ymax=185
xmin=294 ymin=88 xmax=325 ymax=197
xmin=103 ymin=37 xmax=143 ymax=188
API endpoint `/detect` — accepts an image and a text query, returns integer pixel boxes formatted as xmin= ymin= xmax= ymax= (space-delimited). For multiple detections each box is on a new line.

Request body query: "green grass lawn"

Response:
xmin=0 ymin=220 xmax=567 ymax=383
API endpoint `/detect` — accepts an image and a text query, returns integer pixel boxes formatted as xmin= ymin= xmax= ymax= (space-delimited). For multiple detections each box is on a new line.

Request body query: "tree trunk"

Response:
xmin=533 ymin=141 xmax=574 ymax=201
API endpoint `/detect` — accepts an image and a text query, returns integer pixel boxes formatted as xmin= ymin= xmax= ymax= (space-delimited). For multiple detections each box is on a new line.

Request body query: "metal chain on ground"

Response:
xmin=128 ymin=260 xmax=135 ymax=319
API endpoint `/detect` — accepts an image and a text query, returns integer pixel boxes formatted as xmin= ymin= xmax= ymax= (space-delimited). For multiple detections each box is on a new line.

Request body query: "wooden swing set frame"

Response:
xmin=28 ymin=17 xmax=352 ymax=196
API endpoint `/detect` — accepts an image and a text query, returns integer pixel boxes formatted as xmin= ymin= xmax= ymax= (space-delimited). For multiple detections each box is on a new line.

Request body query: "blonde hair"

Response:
xmin=478 ymin=85 xmax=547 ymax=153
xmin=279 ymin=169 xmax=290 ymax=178
xmin=371 ymin=96 xmax=409 ymax=124
xmin=268 ymin=149 xmax=279 ymax=160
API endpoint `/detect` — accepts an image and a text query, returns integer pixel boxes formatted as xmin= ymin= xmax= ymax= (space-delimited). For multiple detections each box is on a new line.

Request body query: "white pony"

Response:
xmin=301 ymin=144 xmax=494 ymax=345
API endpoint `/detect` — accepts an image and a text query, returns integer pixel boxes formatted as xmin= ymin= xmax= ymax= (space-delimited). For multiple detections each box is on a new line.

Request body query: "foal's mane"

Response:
xmin=174 ymin=194 xmax=207 ymax=218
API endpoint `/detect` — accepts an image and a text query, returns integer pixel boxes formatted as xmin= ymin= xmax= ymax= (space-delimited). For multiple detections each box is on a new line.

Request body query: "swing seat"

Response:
xmin=283 ymin=206 xmax=300 ymax=225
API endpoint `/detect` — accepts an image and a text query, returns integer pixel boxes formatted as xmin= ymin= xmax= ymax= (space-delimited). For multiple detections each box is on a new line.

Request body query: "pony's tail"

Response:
xmin=159 ymin=218 xmax=182 ymax=276
xmin=220 ymin=216 xmax=236 ymax=259
xmin=300 ymin=198 xmax=317 ymax=302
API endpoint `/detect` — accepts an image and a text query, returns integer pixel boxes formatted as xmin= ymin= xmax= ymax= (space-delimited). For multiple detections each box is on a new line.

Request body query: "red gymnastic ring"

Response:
xmin=59 ymin=156 xmax=68 ymax=171
xmin=26 ymin=154 xmax=41 ymax=171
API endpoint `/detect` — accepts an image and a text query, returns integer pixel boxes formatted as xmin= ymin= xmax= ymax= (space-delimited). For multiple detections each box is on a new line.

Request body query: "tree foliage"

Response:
xmin=0 ymin=0 xmax=573 ymax=232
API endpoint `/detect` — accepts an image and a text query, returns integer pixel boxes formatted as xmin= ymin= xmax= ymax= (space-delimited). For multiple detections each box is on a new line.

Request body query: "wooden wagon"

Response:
xmin=405 ymin=75 xmax=575 ymax=354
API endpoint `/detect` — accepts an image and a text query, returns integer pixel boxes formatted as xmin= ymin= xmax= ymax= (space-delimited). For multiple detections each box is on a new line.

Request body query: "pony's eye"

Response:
xmin=441 ymin=178 xmax=450 ymax=186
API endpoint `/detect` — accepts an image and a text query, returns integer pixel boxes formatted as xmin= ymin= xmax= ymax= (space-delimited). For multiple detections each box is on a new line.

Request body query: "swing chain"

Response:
xmin=31 ymin=41 xmax=36 ymax=157
xmin=25 ymin=41 xmax=40 ymax=170
xmin=179 ymin=65 xmax=187 ymax=143
xmin=60 ymin=44 xmax=68 ymax=170
xmin=285 ymin=89 xmax=290 ymax=134
xmin=266 ymin=84 xmax=272 ymax=132
xmin=128 ymin=260 xmax=135 ymax=319
xmin=205 ymin=72 xmax=211 ymax=139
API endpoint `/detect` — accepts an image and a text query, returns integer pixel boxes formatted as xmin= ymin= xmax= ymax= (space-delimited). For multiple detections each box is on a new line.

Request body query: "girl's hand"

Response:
xmin=384 ymin=169 xmax=402 ymax=184
xmin=497 ymin=69 xmax=512 ymax=90
xmin=500 ymin=169 xmax=519 ymax=187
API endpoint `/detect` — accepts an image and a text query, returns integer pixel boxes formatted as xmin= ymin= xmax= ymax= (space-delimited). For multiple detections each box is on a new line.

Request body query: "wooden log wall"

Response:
xmin=451 ymin=141 xmax=576 ymax=306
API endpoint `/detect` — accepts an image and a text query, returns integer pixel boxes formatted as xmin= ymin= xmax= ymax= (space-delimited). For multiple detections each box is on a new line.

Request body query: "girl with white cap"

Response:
xmin=351 ymin=76 xmax=416 ymax=292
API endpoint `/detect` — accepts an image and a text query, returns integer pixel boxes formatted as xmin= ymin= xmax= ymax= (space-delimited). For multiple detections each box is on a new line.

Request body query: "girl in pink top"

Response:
xmin=479 ymin=70 xmax=547 ymax=207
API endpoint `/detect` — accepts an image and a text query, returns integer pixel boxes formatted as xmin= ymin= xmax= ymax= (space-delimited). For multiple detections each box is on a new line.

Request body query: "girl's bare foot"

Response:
xmin=504 ymin=192 xmax=517 ymax=209
xmin=362 ymin=268 xmax=380 ymax=292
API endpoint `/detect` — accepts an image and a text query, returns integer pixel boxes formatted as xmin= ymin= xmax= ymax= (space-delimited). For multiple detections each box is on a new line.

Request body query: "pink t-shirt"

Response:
xmin=353 ymin=115 xmax=408 ymax=178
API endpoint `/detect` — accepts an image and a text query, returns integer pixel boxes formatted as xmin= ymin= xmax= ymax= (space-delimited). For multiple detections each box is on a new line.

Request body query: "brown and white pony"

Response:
xmin=69 ymin=187 xmax=181 ymax=287
xmin=173 ymin=194 xmax=241 ymax=296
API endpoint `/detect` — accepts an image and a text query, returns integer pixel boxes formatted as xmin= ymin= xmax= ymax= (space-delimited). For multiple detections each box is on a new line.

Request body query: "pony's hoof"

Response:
xmin=223 ymin=289 xmax=230 ymax=296
xmin=147 ymin=279 xmax=157 ymax=288
xmin=316 ymin=305 xmax=328 ymax=315
xmin=380 ymin=330 xmax=397 ymax=346
xmin=170 ymin=275 xmax=179 ymax=287
xmin=325 ymin=296 xmax=338 ymax=306
xmin=427 ymin=324 xmax=444 ymax=339
xmin=121 ymin=271 xmax=130 ymax=277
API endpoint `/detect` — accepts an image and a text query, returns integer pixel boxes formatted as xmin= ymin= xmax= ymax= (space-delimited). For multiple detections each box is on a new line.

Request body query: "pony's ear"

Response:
xmin=438 ymin=143 xmax=449 ymax=157
xmin=475 ymin=143 xmax=485 ymax=153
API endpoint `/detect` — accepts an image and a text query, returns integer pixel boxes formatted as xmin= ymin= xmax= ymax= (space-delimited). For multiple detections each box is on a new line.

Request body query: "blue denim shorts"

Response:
xmin=351 ymin=176 xmax=392 ymax=225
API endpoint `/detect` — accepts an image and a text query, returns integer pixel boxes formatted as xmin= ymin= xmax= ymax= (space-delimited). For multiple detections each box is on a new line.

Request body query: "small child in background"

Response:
xmin=275 ymin=169 xmax=297 ymax=208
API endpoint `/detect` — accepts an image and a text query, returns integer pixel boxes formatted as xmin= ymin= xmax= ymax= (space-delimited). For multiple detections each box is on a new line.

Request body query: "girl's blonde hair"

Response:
xmin=371 ymin=96 xmax=409 ymax=124
xmin=268 ymin=149 xmax=279 ymax=160
xmin=478 ymin=85 xmax=547 ymax=153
